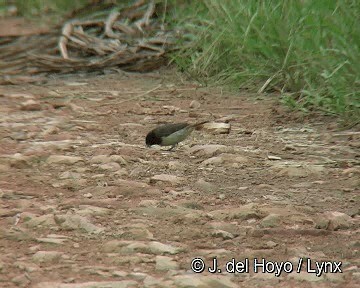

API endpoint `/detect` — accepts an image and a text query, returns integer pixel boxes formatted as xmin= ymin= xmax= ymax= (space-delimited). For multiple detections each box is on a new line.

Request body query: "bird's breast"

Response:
xmin=160 ymin=127 xmax=193 ymax=146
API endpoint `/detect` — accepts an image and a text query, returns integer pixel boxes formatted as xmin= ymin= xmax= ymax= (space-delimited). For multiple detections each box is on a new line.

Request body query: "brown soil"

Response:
xmin=0 ymin=61 xmax=359 ymax=287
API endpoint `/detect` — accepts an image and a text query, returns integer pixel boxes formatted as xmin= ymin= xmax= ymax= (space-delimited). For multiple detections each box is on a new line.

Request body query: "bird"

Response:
xmin=145 ymin=121 xmax=208 ymax=151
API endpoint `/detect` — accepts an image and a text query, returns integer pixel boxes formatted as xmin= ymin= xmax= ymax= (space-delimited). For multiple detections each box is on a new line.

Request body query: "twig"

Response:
xmin=59 ymin=22 xmax=73 ymax=59
xmin=135 ymin=0 xmax=155 ymax=32
xmin=258 ymin=72 xmax=279 ymax=94
xmin=105 ymin=11 xmax=121 ymax=39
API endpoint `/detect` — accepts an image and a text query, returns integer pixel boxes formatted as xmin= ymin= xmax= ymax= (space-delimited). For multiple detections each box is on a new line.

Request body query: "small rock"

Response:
xmin=148 ymin=241 xmax=183 ymax=255
xmin=211 ymin=230 xmax=234 ymax=240
xmin=267 ymin=155 xmax=282 ymax=160
xmin=76 ymin=205 xmax=111 ymax=216
xmin=189 ymin=100 xmax=201 ymax=109
xmin=112 ymin=270 xmax=128 ymax=278
xmin=25 ymin=214 xmax=56 ymax=228
xmin=168 ymin=161 xmax=184 ymax=170
xmin=207 ymin=222 xmax=239 ymax=237
xmin=260 ymin=214 xmax=281 ymax=228
xmin=187 ymin=144 xmax=228 ymax=156
xmin=46 ymin=155 xmax=83 ymax=165
xmin=201 ymin=153 xmax=248 ymax=166
xmin=210 ymin=203 xmax=267 ymax=221
xmin=275 ymin=164 xmax=326 ymax=177
xmin=143 ymin=275 xmax=167 ymax=288
xmin=90 ymin=155 xmax=112 ymax=164
xmin=315 ymin=211 xmax=353 ymax=231
xmin=110 ymin=155 xmax=128 ymax=165
xmin=32 ymin=251 xmax=63 ymax=264
xmin=54 ymin=214 xmax=104 ymax=234
xmin=68 ymin=103 xmax=85 ymax=112
xmin=288 ymin=271 xmax=324 ymax=282
xmin=155 ymin=255 xmax=179 ymax=271
xmin=99 ymin=162 xmax=121 ymax=171
xmin=173 ymin=275 xmax=237 ymax=288
xmin=150 ymin=174 xmax=184 ymax=185
xmin=59 ymin=171 xmax=81 ymax=180
xmin=138 ymin=200 xmax=158 ymax=207
xmin=11 ymin=274 xmax=30 ymax=287
xmin=128 ymin=272 xmax=147 ymax=281
xmin=194 ymin=179 xmax=215 ymax=193
xmin=20 ymin=99 xmax=41 ymax=111
xmin=83 ymin=193 xmax=93 ymax=198
xmin=9 ymin=153 xmax=31 ymax=169
xmin=116 ymin=224 xmax=153 ymax=240
xmin=265 ymin=240 xmax=278 ymax=248
xmin=33 ymin=280 xmax=138 ymax=288
xmin=36 ymin=237 xmax=67 ymax=245
xmin=102 ymin=240 xmax=183 ymax=255
xmin=202 ymin=122 xmax=231 ymax=134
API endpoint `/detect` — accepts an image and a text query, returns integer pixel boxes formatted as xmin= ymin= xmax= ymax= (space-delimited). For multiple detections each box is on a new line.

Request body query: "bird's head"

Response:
xmin=145 ymin=131 xmax=161 ymax=147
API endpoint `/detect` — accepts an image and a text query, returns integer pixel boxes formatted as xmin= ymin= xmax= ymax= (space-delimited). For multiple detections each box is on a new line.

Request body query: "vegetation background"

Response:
xmin=1 ymin=0 xmax=359 ymax=125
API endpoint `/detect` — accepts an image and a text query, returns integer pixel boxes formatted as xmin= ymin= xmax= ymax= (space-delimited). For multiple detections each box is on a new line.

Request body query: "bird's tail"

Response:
xmin=189 ymin=120 xmax=209 ymax=130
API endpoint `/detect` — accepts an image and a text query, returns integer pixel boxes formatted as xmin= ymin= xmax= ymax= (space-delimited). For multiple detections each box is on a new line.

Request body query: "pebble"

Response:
xmin=20 ymin=99 xmax=41 ymax=111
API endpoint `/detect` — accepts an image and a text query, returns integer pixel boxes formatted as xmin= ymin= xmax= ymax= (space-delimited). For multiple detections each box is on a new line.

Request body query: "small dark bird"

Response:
xmin=146 ymin=121 xmax=208 ymax=150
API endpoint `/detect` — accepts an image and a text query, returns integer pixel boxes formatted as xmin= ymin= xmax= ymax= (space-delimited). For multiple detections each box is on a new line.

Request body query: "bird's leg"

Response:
xmin=167 ymin=144 xmax=176 ymax=151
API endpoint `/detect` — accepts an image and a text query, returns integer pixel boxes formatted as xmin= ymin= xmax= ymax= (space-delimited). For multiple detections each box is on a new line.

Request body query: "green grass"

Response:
xmin=169 ymin=0 xmax=360 ymax=125
xmin=1 ymin=0 xmax=359 ymax=124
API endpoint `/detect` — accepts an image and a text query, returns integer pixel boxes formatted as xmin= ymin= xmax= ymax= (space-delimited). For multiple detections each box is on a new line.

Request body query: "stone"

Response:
xmin=202 ymin=122 xmax=231 ymax=134
xmin=143 ymin=275 xmax=168 ymax=288
xmin=288 ymin=271 xmax=324 ymax=282
xmin=148 ymin=241 xmax=183 ymax=255
xmin=20 ymin=99 xmax=41 ymax=111
xmin=14 ymin=261 xmax=39 ymax=273
xmin=173 ymin=275 xmax=237 ymax=288
xmin=59 ymin=171 xmax=81 ymax=180
xmin=109 ymin=155 xmax=128 ymax=165
xmin=155 ymin=256 xmax=179 ymax=271
xmin=9 ymin=153 xmax=31 ymax=169
xmin=260 ymin=214 xmax=281 ymax=228
xmin=168 ymin=161 xmax=184 ymax=170
xmin=206 ymin=222 xmax=239 ymax=237
xmin=90 ymin=155 xmax=112 ymax=164
xmin=36 ymin=237 xmax=67 ymax=245
xmin=267 ymin=155 xmax=282 ymax=160
xmin=11 ymin=274 xmax=30 ymax=287
xmin=46 ymin=155 xmax=83 ymax=165
xmin=274 ymin=164 xmax=326 ymax=177
xmin=25 ymin=214 xmax=56 ymax=228
xmin=76 ymin=205 xmax=111 ymax=216
xmin=315 ymin=211 xmax=354 ymax=231
xmin=150 ymin=174 xmax=184 ymax=185
xmin=194 ymin=179 xmax=215 ymax=193
xmin=99 ymin=162 xmax=121 ymax=171
xmin=32 ymin=251 xmax=63 ymax=264
xmin=210 ymin=203 xmax=267 ymax=221
xmin=138 ymin=200 xmax=158 ymax=207
xmin=54 ymin=214 xmax=105 ymax=234
xmin=33 ymin=280 xmax=138 ymax=288
xmin=187 ymin=144 xmax=228 ymax=157
xmin=113 ymin=179 xmax=153 ymax=197
xmin=211 ymin=230 xmax=234 ymax=240
xmin=264 ymin=240 xmax=278 ymax=248
xmin=116 ymin=224 xmax=153 ymax=240
xmin=202 ymin=153 xmax=248 ymax=166
xmin=189 ymin=100 xmax=201 ymax=109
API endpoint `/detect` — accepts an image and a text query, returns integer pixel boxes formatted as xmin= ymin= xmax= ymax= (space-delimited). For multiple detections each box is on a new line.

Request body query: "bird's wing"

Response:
xmin=153 ymin=123 xmax=189 ymax=137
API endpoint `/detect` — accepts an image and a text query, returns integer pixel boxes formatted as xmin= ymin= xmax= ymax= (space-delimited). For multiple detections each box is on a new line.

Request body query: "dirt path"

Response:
xmin=0 ymin=70 xmax=359 ymax=288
